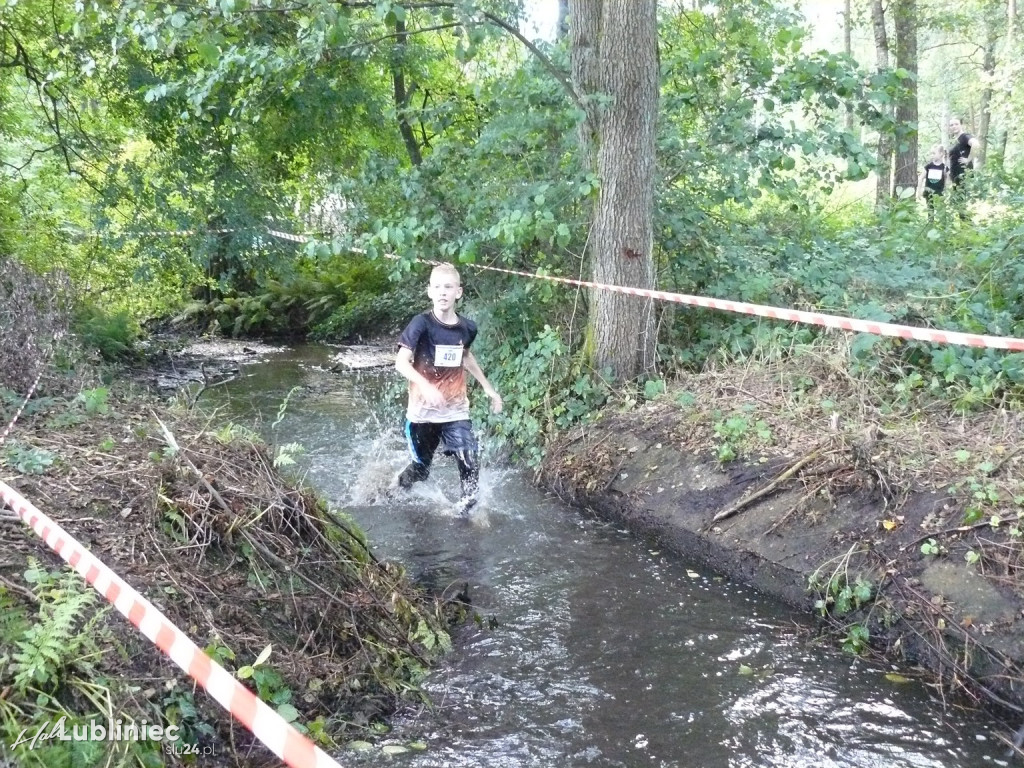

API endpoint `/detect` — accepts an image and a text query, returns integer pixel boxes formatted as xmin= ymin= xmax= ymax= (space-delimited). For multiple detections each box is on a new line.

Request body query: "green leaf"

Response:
xmin=197 ymin=42 xmax=220 ymax=65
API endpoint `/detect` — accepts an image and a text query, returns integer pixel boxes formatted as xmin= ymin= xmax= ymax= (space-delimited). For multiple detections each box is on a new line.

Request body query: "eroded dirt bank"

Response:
xmin=538 ymin=351 xmax=1024 ymax=747
xmin=0 ymin=381 xmax=454 ymax=767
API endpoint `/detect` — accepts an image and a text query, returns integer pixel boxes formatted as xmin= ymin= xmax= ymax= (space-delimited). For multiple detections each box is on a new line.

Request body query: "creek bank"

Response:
xmin=0 ymin=373 xmax=456 ymax=767
xmin=133 ymin=337 xmax=394 ymax=397
xmin=538 ymin=358 xmax=1024 ymax=742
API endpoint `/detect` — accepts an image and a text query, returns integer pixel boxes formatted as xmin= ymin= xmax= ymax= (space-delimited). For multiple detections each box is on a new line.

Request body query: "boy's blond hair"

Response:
xmin=430 ymin=263 xmax=461 ymax=284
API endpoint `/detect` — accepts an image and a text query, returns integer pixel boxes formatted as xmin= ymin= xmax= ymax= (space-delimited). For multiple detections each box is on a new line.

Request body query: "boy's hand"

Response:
xmin=488 ymin=391 xmax=503 ymax=414
xmin=419 ymin=383 xmax=446 ymax=408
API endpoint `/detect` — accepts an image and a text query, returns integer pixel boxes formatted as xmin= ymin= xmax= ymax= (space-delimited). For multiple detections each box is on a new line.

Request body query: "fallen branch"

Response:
xmin=709 ymin=443 xmax=827 ymax=527
xmin=900 ymin=518 xmax=998 ymax=553
xmin=764 ymin=480 xmax=829 ymax=536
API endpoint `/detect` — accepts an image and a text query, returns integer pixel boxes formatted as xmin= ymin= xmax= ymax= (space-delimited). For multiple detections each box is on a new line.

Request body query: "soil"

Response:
xmin=538 ymin=349 xmax=1024 ymax=754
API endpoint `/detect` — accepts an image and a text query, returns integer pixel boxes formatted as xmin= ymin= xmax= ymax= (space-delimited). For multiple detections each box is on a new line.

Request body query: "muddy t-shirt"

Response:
xmin=398 ymin=311 xmax=477 ymax=423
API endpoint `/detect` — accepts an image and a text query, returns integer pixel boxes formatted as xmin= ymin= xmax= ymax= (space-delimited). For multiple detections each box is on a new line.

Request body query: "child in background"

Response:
xmin=918 ymin=144 xmax=947 ymax=219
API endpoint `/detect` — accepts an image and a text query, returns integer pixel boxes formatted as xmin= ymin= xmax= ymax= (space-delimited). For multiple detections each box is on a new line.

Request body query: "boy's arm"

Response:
xmin=395 ymin=346 xmax=445 ymax=408
xmin=463 ymin=350 xmax=503 ymax=414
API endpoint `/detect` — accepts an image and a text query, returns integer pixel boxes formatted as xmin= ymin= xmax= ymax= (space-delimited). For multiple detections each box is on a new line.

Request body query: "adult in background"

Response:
xmin=947 ymin=117 xmax=980 ymax=219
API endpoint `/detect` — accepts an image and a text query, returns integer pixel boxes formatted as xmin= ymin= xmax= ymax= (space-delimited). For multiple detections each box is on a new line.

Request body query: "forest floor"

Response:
xmin=539 ymin=338 xmax=1024 ymax=755
xmin=0 ymin=353 xmax=456 ymax=767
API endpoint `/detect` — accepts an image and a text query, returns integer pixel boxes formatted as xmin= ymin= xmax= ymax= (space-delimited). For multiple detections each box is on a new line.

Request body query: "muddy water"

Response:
xmin=211 ymin=345 xmax=1010 ymax=768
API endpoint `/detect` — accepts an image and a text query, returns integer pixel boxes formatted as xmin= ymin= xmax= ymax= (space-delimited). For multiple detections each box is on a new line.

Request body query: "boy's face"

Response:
xmin=427 ymin=271 xmax=462 ymax=313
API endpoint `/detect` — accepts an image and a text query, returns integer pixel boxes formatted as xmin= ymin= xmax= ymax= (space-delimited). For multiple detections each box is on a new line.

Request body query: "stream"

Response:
xmin=207 ymin=344 xmax=1011 ymax=768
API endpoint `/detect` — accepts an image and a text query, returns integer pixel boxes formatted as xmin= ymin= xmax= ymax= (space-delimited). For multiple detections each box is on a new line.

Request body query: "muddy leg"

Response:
xmin=453 ymin=449 xmax=479 ymax=511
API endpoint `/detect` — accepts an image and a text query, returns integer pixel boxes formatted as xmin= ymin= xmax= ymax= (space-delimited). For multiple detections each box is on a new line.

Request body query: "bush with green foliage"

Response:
xmin=475 ymin=324 xmax=608 ymax=467
xmin=658 ymin=168 xmax=1024 ymax=411
xmin=73 ymin=304 xmax=141 ymax=361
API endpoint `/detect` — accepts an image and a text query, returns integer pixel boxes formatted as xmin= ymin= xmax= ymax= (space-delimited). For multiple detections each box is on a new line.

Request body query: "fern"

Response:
xmin=0 ymin=587 xmax=30 ymax=646
xmin=10 ymin=560 xmax=106 ymax=694
xmin=0 ymin=587 xmax=30 ymax=687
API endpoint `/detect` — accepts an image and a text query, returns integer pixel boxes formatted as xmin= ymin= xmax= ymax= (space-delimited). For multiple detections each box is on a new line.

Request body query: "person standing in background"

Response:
xmin=947 ymin=117 xmax=980 ymax=219
xmin=918 ymin=144 xmax=947 ymax=220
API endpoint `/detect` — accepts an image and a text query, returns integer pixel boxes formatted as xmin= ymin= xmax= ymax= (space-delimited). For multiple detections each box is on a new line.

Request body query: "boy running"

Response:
xmin=394 ymin=263 xmax=502 ymax=514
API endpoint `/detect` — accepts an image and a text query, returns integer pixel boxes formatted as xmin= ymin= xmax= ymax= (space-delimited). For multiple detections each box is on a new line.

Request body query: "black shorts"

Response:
xmin=404 ymin=420 xmax=478 ymax=464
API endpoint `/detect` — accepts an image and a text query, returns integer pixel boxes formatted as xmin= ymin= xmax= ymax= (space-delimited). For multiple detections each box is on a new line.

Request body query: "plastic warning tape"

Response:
xmin=111 ymin=222 xmax=1024 ymax=351
xmin=119 ymin=227 xmax=312 ymax=243
xmin=125 ymin=228 xmax=236 ymax=237
xmin=0 ymin=481 xmax=343 ymax=768
xmin=266 ymin=228 xmax=310 ymax=243
xmin=0 ymin=368 xmax=44 ymax=448
xmin=443 ymin=262 xmax=1024 ymax=352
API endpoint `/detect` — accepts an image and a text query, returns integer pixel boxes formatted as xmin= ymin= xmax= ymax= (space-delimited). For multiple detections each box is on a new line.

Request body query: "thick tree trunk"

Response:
xmin=871 ymin=1 xmax=893 ymax=203
xmin=893 ymin=0 xmax=918 ymax=195
xmin=977 ymin=32 xmax=996 ymax=167
xmin=570 ymin=0 xmax=658 ymax=382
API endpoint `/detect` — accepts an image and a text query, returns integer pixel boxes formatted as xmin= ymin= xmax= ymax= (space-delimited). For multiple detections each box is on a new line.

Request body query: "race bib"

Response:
xmin=927 ymin=168 xmax=943 ymax=181
xmin=434 ymin=344 xmax=463 ymax=367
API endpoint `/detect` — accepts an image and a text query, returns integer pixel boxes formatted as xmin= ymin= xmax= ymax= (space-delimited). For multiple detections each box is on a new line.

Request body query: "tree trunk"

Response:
xmin=570 ymin=0 xmax=658 ymax=382
xmin=893 ymin=0 xmax=918 ymax=195
xmin=844 ymin=0 xmax=854 ymax=133
xmin=391 ymin=18 xmax=422 ymax=166
xmin=1000 ymin=0 xmax=1018 ymax=167
xmin=871 ymin=0 xmax=893 ymax=203
xmin=978 ymin=0 xmax=1011 ymax=167
xmin=569 ymin=0 xmax=601 ymax=169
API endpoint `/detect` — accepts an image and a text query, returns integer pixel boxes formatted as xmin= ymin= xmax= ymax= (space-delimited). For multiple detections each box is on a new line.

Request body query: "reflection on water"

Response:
xmin=210 ymin=346 xmax=1011 ymax=768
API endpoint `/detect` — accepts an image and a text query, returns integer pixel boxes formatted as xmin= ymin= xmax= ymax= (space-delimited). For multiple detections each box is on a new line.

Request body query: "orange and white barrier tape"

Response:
xmin=0 ymin=368 xmax=45 ymax=447
xmin=265 ymin=228 xmax=311 ymax=244
xmin=0 ymin=481 xmax=343 ymax=768
xmin=449 ymin=262 xmax=1024 ymax=352
xmin=125 ymin=228 xmax=236 ymax=237
xmin=93 ymin=221 xmax=1024 ymax=350
xmin=120 ymin=227 xmax=309 ymax=242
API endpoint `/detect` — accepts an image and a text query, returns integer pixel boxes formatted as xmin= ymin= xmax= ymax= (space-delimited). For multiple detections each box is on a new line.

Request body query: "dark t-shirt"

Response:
xmin=948 ymin=132 xmax=973 ymax=183
xmin=923 ymin=162 xmax=946 ymax=195
xmin=398 ymin=311 xmax=478 ymax=423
